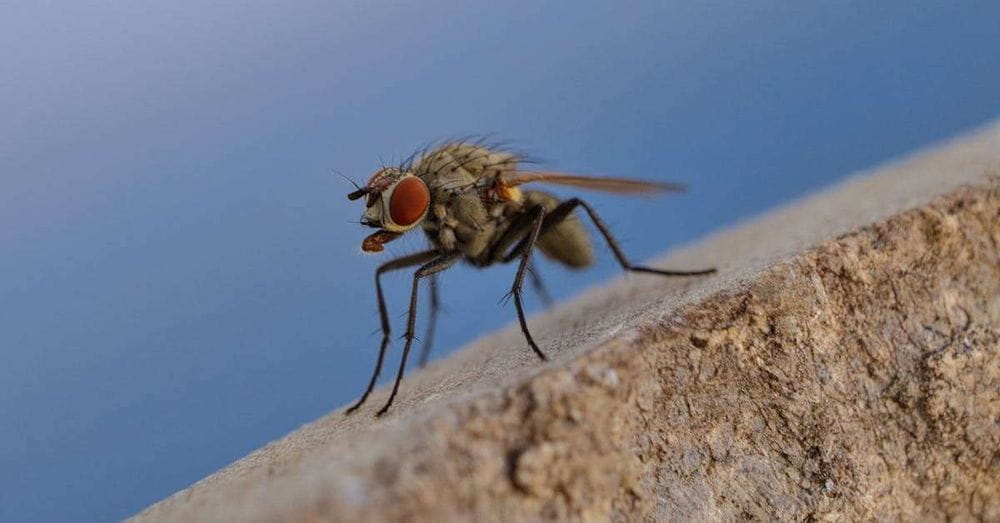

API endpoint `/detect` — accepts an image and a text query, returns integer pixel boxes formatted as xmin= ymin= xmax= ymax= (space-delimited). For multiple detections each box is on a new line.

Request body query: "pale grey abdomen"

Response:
xmin=522 ymin=191 xmax=594 ymax=269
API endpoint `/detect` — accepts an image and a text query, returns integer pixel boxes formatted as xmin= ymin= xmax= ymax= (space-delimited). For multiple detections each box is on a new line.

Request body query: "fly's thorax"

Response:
xmin=419 ymin=190 xmax=496 ymax=257
xmin=412 ymin=143 xmax=519 ymax=184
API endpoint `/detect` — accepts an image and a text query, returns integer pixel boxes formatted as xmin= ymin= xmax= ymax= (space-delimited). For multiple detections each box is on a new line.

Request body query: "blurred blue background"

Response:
xmin=1 ymin=1 xmax=998 ymax=520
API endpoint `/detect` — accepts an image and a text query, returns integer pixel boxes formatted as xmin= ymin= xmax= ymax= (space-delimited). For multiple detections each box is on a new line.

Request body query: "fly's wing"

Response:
xmin=409 ymin=142 xmax=684 ymax=196
xmin=502 ymin=171 xmax=686 ymax=195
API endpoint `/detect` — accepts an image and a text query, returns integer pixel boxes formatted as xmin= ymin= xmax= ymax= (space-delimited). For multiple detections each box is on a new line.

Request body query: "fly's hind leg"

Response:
xmin=504 ymin=198 xmax=716 ymax=277
xmin=494 ymin=198 xmax=713 ymax=369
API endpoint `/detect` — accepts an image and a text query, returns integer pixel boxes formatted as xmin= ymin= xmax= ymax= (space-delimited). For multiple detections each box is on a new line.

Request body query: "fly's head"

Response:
xmin=348 ymin=167 xmax=431 ymax=253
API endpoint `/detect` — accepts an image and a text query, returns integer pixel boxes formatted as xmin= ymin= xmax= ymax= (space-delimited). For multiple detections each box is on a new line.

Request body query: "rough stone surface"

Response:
xmin=132 ymin=122 xmax=1000 ymax=522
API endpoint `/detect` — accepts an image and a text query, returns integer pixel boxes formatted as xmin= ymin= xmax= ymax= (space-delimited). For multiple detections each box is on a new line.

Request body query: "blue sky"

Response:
xmin=1 ymin=1 xmax=998 ymax=521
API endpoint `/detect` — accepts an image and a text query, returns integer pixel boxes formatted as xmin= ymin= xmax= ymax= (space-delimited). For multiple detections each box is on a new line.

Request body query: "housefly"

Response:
xmin=345 ymin=140 xmax=715 ymax=415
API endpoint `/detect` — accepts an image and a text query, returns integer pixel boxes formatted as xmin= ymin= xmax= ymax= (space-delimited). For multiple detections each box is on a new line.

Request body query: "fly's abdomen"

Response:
xmin=522 ymin=191 xmax=594 ymax=269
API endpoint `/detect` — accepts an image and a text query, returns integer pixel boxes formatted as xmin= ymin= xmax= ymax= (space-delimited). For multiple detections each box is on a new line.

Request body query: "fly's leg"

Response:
xmin=527 ymin=259 xmax=554 ymax=308
xmin=377 ymin=253 xmax=463 ymax=416
xmin=484 ymin=205 xmax=544 ymax=263
xmin=416 ymin=275 xmax=440 ymax=368
xmin=346 ymin=249 xmax=440 ymax=415
xmin=504 ymin=198 xmax=716 ymax=276
xmin=502 ymin=205 xmax=549 ymax=361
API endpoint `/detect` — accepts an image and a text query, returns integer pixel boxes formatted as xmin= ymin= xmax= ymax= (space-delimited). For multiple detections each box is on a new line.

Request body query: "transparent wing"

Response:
xmin=502 ymin=171 xmax=686 ymax=194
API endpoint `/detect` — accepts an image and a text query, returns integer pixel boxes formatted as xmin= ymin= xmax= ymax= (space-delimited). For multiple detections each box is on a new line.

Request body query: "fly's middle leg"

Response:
xmin=501 ymin=205 xmax=549 ymax=361
xmin=527 ymin=259 xmax=554 ymax=308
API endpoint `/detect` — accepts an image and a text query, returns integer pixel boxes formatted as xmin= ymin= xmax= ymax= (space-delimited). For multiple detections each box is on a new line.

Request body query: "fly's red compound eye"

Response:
xmin=388 ymin=176 xmax=430 ymax=227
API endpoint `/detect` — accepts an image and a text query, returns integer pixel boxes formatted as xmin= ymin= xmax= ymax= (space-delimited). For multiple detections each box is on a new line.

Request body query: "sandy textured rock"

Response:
xmin=132 ymin=122 xmax=1000 ymax=522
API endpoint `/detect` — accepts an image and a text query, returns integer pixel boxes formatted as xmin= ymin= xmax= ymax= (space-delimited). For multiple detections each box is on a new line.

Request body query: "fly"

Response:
xmin=344 ymin=140 xmax=715 ymax=415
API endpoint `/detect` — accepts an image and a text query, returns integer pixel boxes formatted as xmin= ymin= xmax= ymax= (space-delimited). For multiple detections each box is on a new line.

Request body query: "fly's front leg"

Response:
xmin=346 ymin=249 xmax=440 ymax=415
xmin=377 ymin=252 xmax=463 ymax=416
xmin=504 ymin=198 xmax=716 ymax=276
xmin=417 ymin=274 xmax=440 ymax=368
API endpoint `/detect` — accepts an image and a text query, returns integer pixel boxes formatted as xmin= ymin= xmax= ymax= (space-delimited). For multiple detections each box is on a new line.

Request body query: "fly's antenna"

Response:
xmin=332 ymin=169 xmax=362 ymax=190
xmin=347 ymin=187 xmax=372 ymax=200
